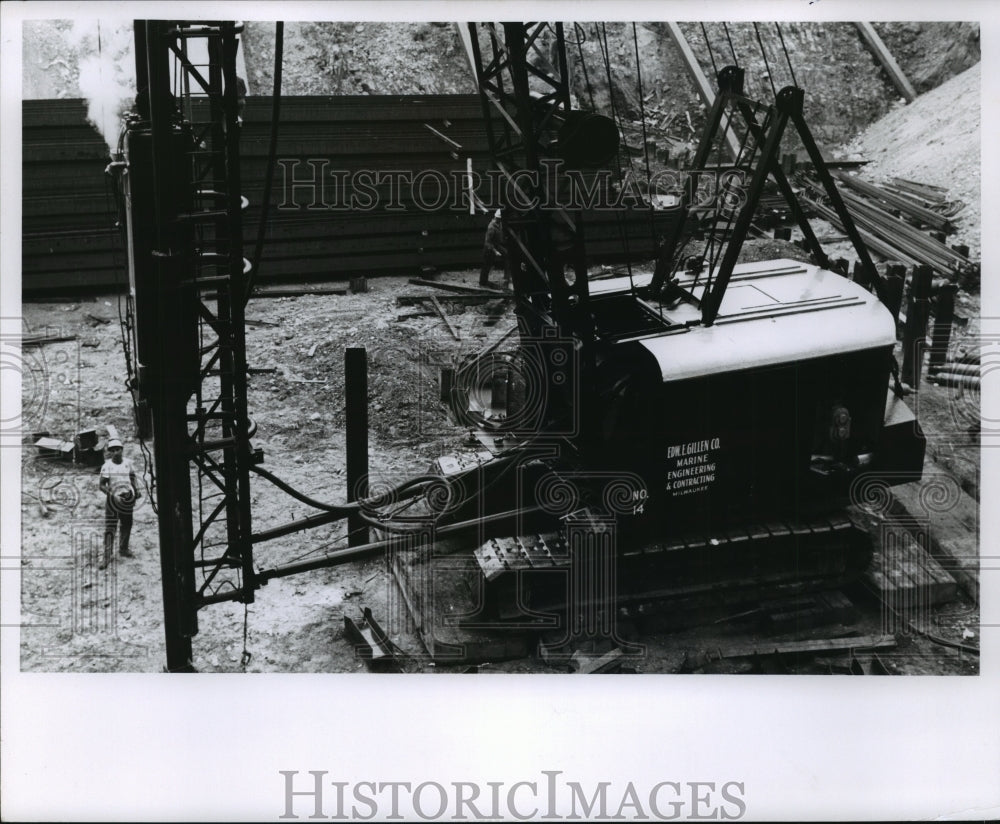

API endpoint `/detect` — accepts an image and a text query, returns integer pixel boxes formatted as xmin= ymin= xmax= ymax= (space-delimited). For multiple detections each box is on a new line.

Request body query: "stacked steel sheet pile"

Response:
xmin=798 ymin=169 xmax=976 ymax=282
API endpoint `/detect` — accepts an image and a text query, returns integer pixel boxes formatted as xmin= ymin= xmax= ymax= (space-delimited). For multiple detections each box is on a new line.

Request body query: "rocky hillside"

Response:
xmin=25 ymin=22 xmax=978 ymax=129
xmin=237 ymin=21 xmax=978 ymax=150
xmin=240 ymin=21 xmax=474 ymax=96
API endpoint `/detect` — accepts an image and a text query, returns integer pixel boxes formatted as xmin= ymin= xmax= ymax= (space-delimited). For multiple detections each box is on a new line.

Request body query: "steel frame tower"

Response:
xmin=130 ymin=20 xmax=254 ymax=670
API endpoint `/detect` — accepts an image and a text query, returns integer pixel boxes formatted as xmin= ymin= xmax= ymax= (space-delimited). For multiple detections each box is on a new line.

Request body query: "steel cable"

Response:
xmin=753 ymin=23 xmax=778 ymax=98
xmin=632 ymin=23 xmax=658 ymax=250
xmin=573 ymin=23 xmax=597 ymax=110
xmin=722 ymin=23 xmax=739 ymax=64
xmin=244 ymin=22 xmax=284 ymax=306
xmin=595 ymin=23 xmax=636 ymax=296
xmin=775 ymin=23 xmax=798 ymax=87
xmin=700 ymin=23 xmax=719 ymax=77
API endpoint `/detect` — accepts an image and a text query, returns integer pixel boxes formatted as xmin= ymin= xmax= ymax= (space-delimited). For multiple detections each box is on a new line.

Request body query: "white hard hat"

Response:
xmin=107 ymin=438 xmax=123 ymax=449
xmin=494 ymin=210 xmax=502 ymax=219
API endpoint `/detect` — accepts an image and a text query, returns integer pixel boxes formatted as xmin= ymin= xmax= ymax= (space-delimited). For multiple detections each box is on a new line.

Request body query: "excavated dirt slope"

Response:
xmin=840 ymin=62 xmax=980 ymax=258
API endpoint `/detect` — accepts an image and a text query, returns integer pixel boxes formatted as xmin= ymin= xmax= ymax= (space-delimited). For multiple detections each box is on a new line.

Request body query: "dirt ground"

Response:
xmin=18 ymin=241 xmax=981 ymax=674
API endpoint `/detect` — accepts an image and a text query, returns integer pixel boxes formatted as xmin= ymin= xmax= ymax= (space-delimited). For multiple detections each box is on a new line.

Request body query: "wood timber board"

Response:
xmin=864 ymin=521 xmax=959 ymax=608
xmin=889 ymin=457 xmax=980 ymax=603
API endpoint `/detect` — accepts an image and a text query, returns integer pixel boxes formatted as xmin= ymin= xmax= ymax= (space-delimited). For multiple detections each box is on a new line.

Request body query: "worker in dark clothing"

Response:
xmin=480 ymin=210 xmax=507 ymax=288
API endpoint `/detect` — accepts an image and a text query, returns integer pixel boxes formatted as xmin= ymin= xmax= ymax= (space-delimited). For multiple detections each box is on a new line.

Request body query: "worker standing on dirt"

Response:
xmin=480 ymin=209 xmax=507 ymax=288
xmin=99 ymin=437 xmax=141 ymax=569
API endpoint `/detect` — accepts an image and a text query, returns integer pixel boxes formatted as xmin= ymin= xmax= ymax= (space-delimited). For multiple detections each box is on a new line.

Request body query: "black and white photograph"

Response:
xmin=2 ymin=1 xmax=998 ymax=820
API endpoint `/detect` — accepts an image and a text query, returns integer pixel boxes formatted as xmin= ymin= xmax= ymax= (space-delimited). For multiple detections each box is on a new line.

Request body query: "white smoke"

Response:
xmin=69 ymin=20 xmax=136 ymax=156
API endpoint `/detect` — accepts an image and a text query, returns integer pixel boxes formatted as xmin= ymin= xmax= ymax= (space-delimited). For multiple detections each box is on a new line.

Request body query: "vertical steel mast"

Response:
xmin=131 ymin=20 xmax=254 ymax=670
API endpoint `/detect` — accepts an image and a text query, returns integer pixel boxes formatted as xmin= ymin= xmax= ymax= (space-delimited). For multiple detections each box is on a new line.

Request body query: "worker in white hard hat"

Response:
xmin=99 ymin=437 xmax=141 ymax=569
xmin=479 ymin=208 xmax=507 ymax=288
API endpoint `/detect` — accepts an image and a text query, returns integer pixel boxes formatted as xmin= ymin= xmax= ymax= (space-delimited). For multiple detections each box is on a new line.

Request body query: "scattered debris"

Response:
xmin=423 ymin=122 xmax=462 ymax=150
xmin=396 ymin=309 xmax=435 ymax=321
xmin=430 ymin=296 xmax=461 ymax=340
xmin=33 ymin=436 xmax=75 ymax=459
xmin=22 ymin=333 xmax=77 ymax=347
xmin=475 ymin=325 xmax=517 ymax=358
xmin=823 ymin=652 xmax=891 ymax=675
xmin=570 ymin=647 xmax=625 ymax=674
xmin=343 ymin=608 xmax=402 ymax=672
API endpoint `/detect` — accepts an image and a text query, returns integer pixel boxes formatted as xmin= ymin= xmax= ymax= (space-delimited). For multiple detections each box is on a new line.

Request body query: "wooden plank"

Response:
xmin=889 ymin=459 xmax=979 ymax=603
xmin=409 ymin=278 xmax=506 ymax=296
xmin=892 ymin=531 xmax=942 ymax=607
xmin=918 ymin=535 xmax=961 ymax=593
xmin=854 ymin=23 xmax=917 ymax=103
xmin=396 ymin=294 xmax=510 ymax=307
xmin=898 ymin=529 xmax=957 ymax=605
xmin=866 ymin=519 xmax=960 ymax=608
xmin=694 ymin=634 xmax=897 ymax=665
xmin=246 ymin=286 xmax=348 ymax=298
